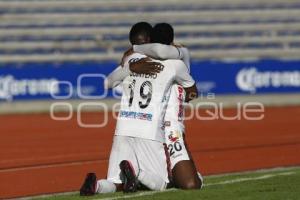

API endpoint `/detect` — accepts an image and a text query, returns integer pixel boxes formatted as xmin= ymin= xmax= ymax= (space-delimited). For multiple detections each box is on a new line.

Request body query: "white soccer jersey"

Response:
xmin=115 ymin=53 xmax=195 ymax=142
xmin=132 ymin=43 xmax=192 ymax=131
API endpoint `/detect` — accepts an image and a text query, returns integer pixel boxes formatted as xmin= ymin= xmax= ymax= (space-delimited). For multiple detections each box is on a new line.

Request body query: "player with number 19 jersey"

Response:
xmin=115 ymin=52 xmax=195 ymax=142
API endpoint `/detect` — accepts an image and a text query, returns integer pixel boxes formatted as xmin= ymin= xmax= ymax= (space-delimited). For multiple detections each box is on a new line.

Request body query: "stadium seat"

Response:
xmin=0 ymin=0 xmax=300 ymax=63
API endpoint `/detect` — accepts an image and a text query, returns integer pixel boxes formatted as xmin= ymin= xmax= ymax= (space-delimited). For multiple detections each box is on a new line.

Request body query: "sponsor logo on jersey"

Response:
xmin=177 ymin=86 xmax=184 ymax=121
xmin=236 ymin=67 xmax=300 ymax=93
xmin=119 ymin=110 xmax=152 ymax=121
xmin=168 ymin=131 xmax=181 ymax=142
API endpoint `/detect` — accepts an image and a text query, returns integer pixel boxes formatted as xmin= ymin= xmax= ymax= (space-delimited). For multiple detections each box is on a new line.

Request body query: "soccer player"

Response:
xmin=80 ymin=22 xmax=198 ymax=195
xmin=129 ymin=23 xmax=203 ymax=189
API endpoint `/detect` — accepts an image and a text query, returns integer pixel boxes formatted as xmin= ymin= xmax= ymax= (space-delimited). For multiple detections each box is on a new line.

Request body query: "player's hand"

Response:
xmin=120 ymin=47 xmax=134 ymax=66
xmin=129 ymin=57 xmax=163 ymax=75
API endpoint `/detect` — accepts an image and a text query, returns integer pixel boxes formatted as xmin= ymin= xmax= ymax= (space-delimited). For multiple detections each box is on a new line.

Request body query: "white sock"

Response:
xmin=197 ymin=171 xmax=204 ymax=189
xmin=138 ymin=170 xmax=167 ymax=191
xmin=96 ymin=179 xmax=117 ymax=193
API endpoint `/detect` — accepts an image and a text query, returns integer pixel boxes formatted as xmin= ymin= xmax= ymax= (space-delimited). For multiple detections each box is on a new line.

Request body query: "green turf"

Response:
xmin=35 ymin=167 xmax=300 ymax=200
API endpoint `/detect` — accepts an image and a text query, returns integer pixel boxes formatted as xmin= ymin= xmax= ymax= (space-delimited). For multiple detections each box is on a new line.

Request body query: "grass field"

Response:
xmin=34 ymin=167 xmax=300 ymax=200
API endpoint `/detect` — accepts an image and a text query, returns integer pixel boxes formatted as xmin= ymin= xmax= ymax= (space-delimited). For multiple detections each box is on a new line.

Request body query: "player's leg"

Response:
xmin=170 ymin=134 xmax=203 ymax=189
xmin=164 ymin=84 xmax=203 ymax=189
xmin=80 ymin=135 xmax=123 ymax=195
xmin=105 ymin=135 xmax=140 ymax=193
xmin=134 ymin=137 xmax=169 ymax=191
xmin=80 ymin=135 xmax=138 ymax=195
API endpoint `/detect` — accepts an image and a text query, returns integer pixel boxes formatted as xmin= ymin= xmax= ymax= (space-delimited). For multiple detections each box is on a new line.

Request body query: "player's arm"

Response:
xmin=106 ymin=52 xmax=148 ymax=89
xmin=129 ymin=57 xmax=163 ymax=75
xmin=119 ymin=48 xmax=162 ymax=75
xmin=133 ymin=43 xmax=182 ymax=60
xmin=174 ymin=61 xmax=198 ymax=102
xmin=106 ymin=52 xmax=155 ymax=89
xmin=104 ymin=65 xmax=130 ymax=89
xmin=133 ymin=43 xmax=191 ymax=72
xmin=176 ymin=46 xmax=191 ymax=70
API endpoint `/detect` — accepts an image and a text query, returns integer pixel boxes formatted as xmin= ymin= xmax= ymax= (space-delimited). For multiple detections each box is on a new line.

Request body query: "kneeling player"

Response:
xmin=80 ymin=22 xmax=198 ymax=195
xmin=131 ymin=23 xmax=203 ymax=189
xmin=80 ymin=22 xmax=169 ymax=195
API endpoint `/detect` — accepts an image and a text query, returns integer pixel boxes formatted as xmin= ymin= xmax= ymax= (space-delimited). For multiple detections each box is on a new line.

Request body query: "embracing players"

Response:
xmin=80 ymin=22 xmax=198 ymax=195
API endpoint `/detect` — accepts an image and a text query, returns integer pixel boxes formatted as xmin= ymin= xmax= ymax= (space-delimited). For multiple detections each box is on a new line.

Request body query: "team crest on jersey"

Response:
xmin=168 ymin=131 xmax=181 ymax=142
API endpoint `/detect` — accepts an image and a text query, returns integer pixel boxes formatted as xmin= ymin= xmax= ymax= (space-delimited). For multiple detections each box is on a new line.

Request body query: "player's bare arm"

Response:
xmin=120 ymin=47 xmax=134 ymax=66
xmin=120 ymin=46 xmax=163 ymax=76
xmin=106 ymin=56 xmax=162 ymax=89
xmin=129 ymin=57 xmax=163 ymax=75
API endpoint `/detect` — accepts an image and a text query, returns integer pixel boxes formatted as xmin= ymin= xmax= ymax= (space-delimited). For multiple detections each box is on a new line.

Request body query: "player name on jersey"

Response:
xmin=130 ymin=72 xmax=158 ymax=79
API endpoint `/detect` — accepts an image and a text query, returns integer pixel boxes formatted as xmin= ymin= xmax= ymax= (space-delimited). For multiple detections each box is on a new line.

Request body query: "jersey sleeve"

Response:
xmin=179 ymin=47 xmax=191 ymax=71
xmin=133 ymin=44 xmax=191 ymax=72
xmin=133 ymin=43 xmax=182 ymax=60
xmin=104 ymin=65 xmax=130 ymax=89
xmin=174 ymin=61 xmax=195 ymax=88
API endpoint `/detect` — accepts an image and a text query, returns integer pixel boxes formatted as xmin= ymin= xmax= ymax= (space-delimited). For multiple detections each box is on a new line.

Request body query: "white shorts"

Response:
xmin=164 ymin=128 xmax=190 ymax=169
xmin=164 ymin=84 xmax=190 ymax=169
xmin=107 ymin=135 xmax=169 ymax=184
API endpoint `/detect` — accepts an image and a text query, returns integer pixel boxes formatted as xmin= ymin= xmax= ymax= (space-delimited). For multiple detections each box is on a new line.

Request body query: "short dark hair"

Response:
xmin=151 ymin=23 xmax=174 ymax=45
xmin=129 ymin=22 xmax=153 ymax=45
